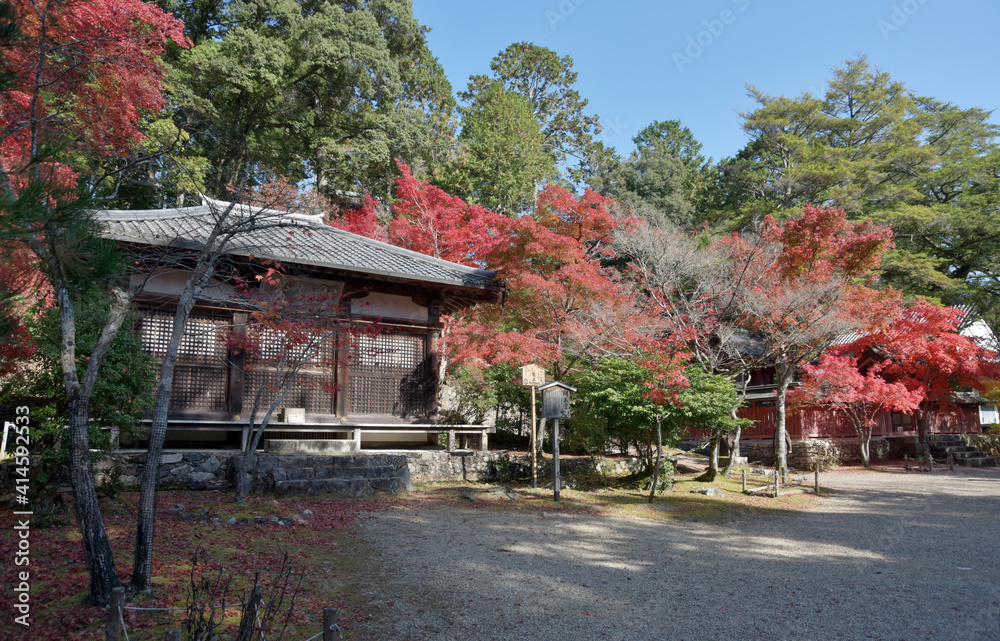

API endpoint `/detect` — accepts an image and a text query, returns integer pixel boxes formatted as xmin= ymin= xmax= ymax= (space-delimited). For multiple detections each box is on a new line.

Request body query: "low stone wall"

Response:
xmin=403 ymin=450 xmax=645 ymax=483
xmin=229 ymin=454 xmax=411 ymax=497
xmin=90 ymin=450 xmax=647 ymax=492
xmin=966 ymin=434 xmax=1000 ymax=457
xmin=98 ymin=452 xmax=236 ymax=490
xmin=739 ymin=438 xmax=892 ymax=469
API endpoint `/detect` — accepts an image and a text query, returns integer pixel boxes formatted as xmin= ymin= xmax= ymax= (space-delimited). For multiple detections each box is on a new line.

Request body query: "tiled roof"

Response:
xmin=94 ymin=199 xmax=500 ymax=292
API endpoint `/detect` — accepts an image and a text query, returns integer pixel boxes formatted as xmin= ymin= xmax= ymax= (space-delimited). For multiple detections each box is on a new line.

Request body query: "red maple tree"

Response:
xmin=0 ymin=0 xmax=187 ymax=180
xmin=724 ymin=205 xmax=896 ymax=474
xmin=0 ymin=0 xmax=187 ymax=607
xmin=791 ymin=352 xmax=923 ymax=467
xmin=830 ymin=300 xmax=1000 ymax=465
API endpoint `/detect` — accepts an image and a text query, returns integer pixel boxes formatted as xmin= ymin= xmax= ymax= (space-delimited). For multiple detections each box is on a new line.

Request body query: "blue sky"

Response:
xmin=412 ymin=0 xmax=1000 ymax=162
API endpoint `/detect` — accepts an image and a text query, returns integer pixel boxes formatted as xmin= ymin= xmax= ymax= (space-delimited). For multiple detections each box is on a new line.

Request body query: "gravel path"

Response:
xmin=351 ymin=468 xmax=1000 ymax=641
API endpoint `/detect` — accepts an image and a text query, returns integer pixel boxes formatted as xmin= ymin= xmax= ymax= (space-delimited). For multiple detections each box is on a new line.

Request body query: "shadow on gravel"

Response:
xmin=355 ymin=470 xmax=1000 ymax=641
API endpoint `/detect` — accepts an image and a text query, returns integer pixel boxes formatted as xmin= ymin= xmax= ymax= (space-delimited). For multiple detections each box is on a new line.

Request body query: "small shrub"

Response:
xmin=34 ymin=500 xmax=67 ymax=529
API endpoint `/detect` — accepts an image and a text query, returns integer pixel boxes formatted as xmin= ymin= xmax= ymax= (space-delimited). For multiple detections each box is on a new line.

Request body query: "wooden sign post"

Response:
xmin=538 ymin=381 xmax=575 ymax=502
xmin=521 ymin=364 xmax=546 ymax=489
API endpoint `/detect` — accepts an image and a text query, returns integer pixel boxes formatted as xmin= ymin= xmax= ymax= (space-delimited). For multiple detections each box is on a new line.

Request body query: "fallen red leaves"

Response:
xmin=0 ymin=490 xmax=385 ymax=639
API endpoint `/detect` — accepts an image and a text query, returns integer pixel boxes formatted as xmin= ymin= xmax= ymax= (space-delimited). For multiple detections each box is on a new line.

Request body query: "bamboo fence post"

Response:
xmin=814 ymin=466 xmax=819 ymax=495
xmin=106 ymin=586 xmax=125 ymax=641
xmin=742 ymin=469 xmax=747 ymax=493
xmin=323 ymin=607 xmax=339 ymax=641
xmin=949 ymin=453 xmax=955 ymax=471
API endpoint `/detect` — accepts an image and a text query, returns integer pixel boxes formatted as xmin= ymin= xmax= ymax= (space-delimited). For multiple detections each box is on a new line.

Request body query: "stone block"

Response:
xmin=285 ymin=467 xmax=315 ymax=481
xmin=170 ymin=464 xmax=194 ymax=476
xmin=159 ymin=453 xmax=183 ymax=465
xmin=197 ymin=456 xmax=221 ymax=474
xmin=188 ymin=472 xmax=216 ymax=483
xmin=184 ymin=453 xmax=207 ymax=463
xmin=275 ymin=480 xmax=310 ymax=496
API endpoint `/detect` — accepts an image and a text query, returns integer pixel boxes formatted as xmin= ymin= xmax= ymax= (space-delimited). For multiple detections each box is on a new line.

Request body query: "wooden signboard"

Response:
xmin=521 ymin=364 xmax=546 ymax=387
xmin=539 ymin=381 xmax=575 ymax=419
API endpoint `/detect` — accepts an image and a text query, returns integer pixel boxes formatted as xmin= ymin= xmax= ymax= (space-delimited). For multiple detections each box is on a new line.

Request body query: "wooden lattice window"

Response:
xmin=140 ymin=311 xmax=229 ymax=411
xmin=244 ymin=329 xmax=336 ymax=415
xmin=348 ymin=332 xmax=430 ymax=418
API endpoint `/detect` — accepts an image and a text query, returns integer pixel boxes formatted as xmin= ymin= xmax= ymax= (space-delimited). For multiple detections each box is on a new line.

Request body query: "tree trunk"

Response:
xmin=67 ymin=396 xmax=119 ymax=606
xmin=723 ymin=423 xmax=742 ymax=477
xmin=235 ymin=452 xmax=255 ymax=504
xmin=131 ymin=269 xmax=212 ymax=592
xmin=54 ymin=280 xmax=135 ymax=606
xmin=859 ymin=433 xmax=871 ymax=469
xmin=774 ymin=362 xmax=794 ymax=477
xmin=696 ymin=430 xmax=720 ymax=482
xmin=648 ymin=416 xmax=664 ymax=503
xmin=917 ymin=410 xmax=932 ymax=468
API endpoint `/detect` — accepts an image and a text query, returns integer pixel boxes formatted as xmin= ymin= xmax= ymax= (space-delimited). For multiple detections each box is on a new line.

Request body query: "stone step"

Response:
xmin=956 ymin=456 xmax=997 ymax=468
xmin=927 ymin=433 xmax=964 ymax=440
xmin=265 ymin=439 xmax=357 ymax=455
xmin=937 ymin=445 xmax=978 ymax=454
xmin=951 ymin=450 xmax=989 ymax=460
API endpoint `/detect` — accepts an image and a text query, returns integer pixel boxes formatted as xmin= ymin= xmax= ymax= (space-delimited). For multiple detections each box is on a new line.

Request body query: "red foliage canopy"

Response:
xmin=838 ymin=300 xmax=1000 ymax=412
xmin=0 ymin=0 xmax=187 ymax=177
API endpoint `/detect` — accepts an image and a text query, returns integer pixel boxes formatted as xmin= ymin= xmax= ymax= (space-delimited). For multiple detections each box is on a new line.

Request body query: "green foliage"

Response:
xmin=573 ymin=359 xmax=749 ymax=463
xmin=606 ymin=120 xmax=709 ymax=227
xmin=670 ymin=365 xmax=751 ymax=435
xmin=576 ymin=357 xmax=664 ymax=458
xmin=719 ymin=57 xmax=1000 ymax=337
xmin=0 ymin=290 xmax=157 ymax=486
xmin=459 ymin=41 xmax=604 ymax=188
xmin=448 ymin=82 xmax=555 ymax=214
xmin=443 ymin=363 xmax=532 ymax=447
xmin=162 ymin=0 xmax=451 ymax=199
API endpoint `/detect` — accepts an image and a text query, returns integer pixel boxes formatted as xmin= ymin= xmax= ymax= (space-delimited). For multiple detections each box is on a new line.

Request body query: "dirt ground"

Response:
xmin=348 ymin=465 xmax=1000 ymax=641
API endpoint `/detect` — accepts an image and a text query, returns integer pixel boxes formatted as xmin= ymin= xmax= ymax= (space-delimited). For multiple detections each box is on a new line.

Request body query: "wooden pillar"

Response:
xmin=106 ymin=586 xmax=124 ymax=641
xmin=530 ymin=386 xmax=538 ymax=489
xmin=553 ymin=418 xmax=561 ymax=502
xmin=322 ymin=607 xmax=339 ymax=641
xmin=480 ymin=431 xmax=488 ymax=452
xmin=228 ymin=312 xmax=247 ymax=418
xmin=352 ymin=428 xmax=362 ymax=451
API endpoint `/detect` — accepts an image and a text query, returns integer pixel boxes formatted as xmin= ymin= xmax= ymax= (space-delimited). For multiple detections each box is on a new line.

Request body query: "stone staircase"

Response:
xmin=927 ymin=434 xmax=997 ymax=468
xmin=231 ymin=454 xmax=412 ymax=497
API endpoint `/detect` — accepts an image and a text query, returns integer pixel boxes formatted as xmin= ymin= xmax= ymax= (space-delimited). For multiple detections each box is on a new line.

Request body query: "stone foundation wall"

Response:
xmin=966 ymin=434 xmax=1000 ymax=457
xmin=403 ymin=451 xmax=645 ymax=483
xmin=83 ymin=450 xmax=648 ymax=492
xmin=229 ymin=454 xmax=412 ymax=497
xmin=739 ymin=438 xmax=892 ymax=469
xmin=98 ymin=452 xmax=237 ymax=490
